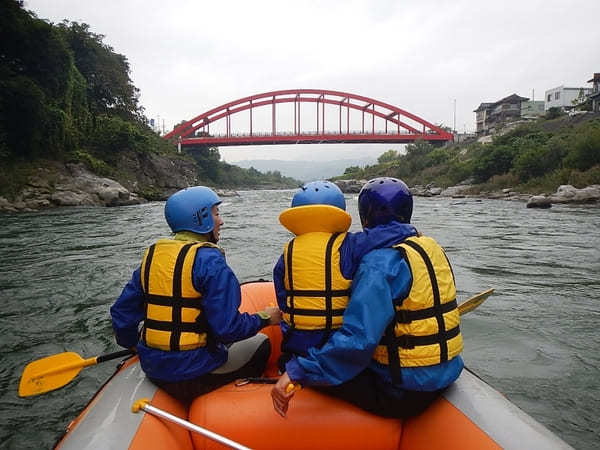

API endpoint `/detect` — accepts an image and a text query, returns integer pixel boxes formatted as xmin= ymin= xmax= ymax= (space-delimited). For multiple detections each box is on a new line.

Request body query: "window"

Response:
xmin=547 ymin=94 xmax=552 ymax=102
xmin=555 ymin=92 xmax=560 ymax=100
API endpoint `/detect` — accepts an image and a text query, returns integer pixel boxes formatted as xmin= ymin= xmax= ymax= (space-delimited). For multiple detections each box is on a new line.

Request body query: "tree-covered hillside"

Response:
xmin=335 ymin=113 xmax=600 ymax=194
xmin=0 ymin=0 xmax=298 ymax=199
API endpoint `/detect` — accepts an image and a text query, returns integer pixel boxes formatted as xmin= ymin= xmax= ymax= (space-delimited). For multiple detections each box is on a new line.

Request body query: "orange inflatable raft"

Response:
xmin=55 ymin=281 xmax=572 ymax=450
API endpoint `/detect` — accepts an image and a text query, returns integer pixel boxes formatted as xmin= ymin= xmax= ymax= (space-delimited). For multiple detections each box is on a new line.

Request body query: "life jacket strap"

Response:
xmin=384 ymin=321 xmax=403 ymax=384
xmin=391 ymin=325 xmax=461 ymax=349
xmin=394 ymin=299 xmax=457 ymax=323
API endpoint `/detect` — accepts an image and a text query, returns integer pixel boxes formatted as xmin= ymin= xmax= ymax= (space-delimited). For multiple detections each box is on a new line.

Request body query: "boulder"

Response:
xmin=549 ymin=184 xmax=600 ymax=203
xmin=526 ymin=195 xmax=552 ymax=208
xmin=440 ymin=185 xmax=473 ymax=197
xmin=334 ymin=179 xmax=365 ymax=193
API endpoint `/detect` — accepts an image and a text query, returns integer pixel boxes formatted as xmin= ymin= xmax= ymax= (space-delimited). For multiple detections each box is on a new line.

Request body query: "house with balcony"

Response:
xmin=588 ymin=73 xmax=600 ymax=112
xmin=473 ymin=94 xmax=529 ymax=135
xmin=544 ymin=85 xmax=592 ymax=111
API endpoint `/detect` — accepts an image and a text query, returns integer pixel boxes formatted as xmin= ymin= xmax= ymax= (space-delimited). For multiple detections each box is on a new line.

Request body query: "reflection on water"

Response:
xmin=0 ymin=192 xmax=598 ymax=449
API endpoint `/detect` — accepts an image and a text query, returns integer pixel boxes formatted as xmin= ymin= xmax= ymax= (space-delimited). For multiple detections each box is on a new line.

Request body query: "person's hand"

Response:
xmin=263 ymin=306 xmax=282 ymax=325
xmin=271 ymin=371 xmax=296 ymax=417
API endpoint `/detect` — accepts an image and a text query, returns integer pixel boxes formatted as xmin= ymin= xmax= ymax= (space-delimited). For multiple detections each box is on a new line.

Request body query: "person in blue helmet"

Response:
xmin=272 ymin=177 xmax=464 ymax=418
xmin=272 ymin=180 xmax=417 ymax=372
xmin=110 ymin=186 xmax=281 ymax=404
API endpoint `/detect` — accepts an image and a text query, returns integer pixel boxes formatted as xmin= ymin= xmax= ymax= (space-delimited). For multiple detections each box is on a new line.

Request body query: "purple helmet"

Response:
xmin=358 ymin=177 xmax=413 ymax=228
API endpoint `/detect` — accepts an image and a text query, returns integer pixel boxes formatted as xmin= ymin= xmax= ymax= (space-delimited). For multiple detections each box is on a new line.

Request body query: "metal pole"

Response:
xmin=453 ymin=99 xmax=456 ymax=135
xmin=372 ymin=104 xmax=375 ymax=134
xmin=132 ymin=399 xmax=251 ymax=450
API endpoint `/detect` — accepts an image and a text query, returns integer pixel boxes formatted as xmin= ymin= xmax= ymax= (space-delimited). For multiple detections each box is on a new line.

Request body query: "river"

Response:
xmin=0 ymin=190 xmax=598 ymax=449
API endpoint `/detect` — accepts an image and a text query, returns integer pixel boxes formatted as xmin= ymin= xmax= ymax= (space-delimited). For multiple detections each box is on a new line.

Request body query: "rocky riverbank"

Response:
xmin=332 ymin=179 xmax=600 ymax=208
xmin=3 ymin=164 xmax=599 ymax=213
xmin=0 ymin=153 xmax=237 ymax=213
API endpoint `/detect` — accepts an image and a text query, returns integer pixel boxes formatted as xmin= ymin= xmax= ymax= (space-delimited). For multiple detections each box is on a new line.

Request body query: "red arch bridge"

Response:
xmin=163 ymin=89 xmax=453 ymax=148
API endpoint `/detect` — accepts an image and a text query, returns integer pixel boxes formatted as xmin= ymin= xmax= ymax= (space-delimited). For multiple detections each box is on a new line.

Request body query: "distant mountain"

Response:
xmin=230 ymin=157 xmax=377 ymax=181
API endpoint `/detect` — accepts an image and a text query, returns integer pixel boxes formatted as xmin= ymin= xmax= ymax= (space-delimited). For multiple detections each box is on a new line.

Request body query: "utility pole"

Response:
xmin=453 ymin=99 xmax=457 ymax=135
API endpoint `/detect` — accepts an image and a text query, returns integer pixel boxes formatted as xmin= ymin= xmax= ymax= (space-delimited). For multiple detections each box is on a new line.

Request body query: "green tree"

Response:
xmin=377 ymin=149 xmax=398 ymax=164
xmin=186 ymin=144 xmax=221 ymax=181
xmin=563 ymin=123 xmax=600 ymax=170
xmin=57 ymin=21 xmax=142 ymax=123
xmin=471 ymin=144 xmax=517 ymax=182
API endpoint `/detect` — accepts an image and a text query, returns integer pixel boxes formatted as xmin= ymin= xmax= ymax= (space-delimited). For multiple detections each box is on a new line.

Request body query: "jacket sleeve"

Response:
xmin=192 ymin=248 xmax=262 ymax=344
xmin=110 ymin=268 xmax=145 ymax=348
xmin=273 ymin=254 xmax=287 ymax=310
xmin=286 ymin=249 xmax=412 ymax=386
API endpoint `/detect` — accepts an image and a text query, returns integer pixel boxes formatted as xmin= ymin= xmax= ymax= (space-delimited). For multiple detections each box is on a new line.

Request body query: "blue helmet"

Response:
xmin=164 ymin=186 xmax=221 ymax=234
xmin=291 ymin=181 xmax=346 ymax=210
xmin=358 ymin=177 xmax=412 ymax=228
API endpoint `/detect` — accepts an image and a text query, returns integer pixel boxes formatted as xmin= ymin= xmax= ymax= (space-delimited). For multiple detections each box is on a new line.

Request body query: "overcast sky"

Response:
xmin=24 ymin=0 xmax=600 ymax=162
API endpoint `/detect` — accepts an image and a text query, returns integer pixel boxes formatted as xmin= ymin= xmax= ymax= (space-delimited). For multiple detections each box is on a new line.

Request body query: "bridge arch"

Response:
xmin=164 ymin=89 xmax=453 ymax=147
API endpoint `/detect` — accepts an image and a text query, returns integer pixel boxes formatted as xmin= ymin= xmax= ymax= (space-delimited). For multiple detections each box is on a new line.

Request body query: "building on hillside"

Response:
xmin=473 ymin=94 xmax=528 ymax=135
xmin=544 ymin=85 xmax=592 ymax=111
xmin=473 ymin=102 xmax=492 ymax=135
xmin=588 ymin=73 xmax=600 ymax=112
xmin=521 ymin=100 xmax=545 ymax=119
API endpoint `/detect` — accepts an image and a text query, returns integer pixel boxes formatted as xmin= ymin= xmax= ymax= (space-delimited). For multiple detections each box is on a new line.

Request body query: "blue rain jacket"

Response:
xmin=273 ymin=222 xmax=417 ymax=355
xmin=285 ymin=242 xmax=464 ymax=393
xmin=111 ymin=243 xmax=263 ymax=382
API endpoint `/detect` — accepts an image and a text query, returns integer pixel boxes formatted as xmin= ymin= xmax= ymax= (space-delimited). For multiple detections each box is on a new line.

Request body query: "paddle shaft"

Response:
xmin=97 ymin=349 xmax=136 ymax=363
xmin=135 ymin=401 xmax=251 ymax=450
xmin=36 ymin=349 xmax=134 ymax=379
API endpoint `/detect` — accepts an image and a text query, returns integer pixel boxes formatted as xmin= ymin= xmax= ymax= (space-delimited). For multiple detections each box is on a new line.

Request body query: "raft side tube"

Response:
xmin=440 ymin=369 xmax=573 ymax=449
xmin=55 ymin=357 xmax=193 ymax=450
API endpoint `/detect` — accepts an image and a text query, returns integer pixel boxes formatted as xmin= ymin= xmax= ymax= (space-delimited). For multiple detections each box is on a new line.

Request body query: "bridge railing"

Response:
xmin=184 ymin=129 xmax=443 ymax=139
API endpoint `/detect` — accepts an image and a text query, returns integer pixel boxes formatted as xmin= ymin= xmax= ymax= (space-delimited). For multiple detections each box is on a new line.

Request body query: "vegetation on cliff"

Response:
xmin=335 ymin=112 xmax=600 ymax=194
xmin=0 ymin=0 xmax=297 ymax=201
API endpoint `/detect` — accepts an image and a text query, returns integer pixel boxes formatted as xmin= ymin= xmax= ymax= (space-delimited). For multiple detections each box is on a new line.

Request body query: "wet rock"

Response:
xmin=549 ymin=184 xmax=600 ymax=203
xmin=334 ymin=179 xmax=366 ymax=193
xmin=440 ymin=185 xmax=473 ymax=197
xmin=215 ymin=189 xmax=240 ymax=197
xmin=527 ymin=195 xmax=552 ymax=208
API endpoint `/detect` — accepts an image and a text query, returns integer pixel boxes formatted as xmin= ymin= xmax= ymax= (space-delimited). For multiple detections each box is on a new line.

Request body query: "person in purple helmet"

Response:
xmin=272 ymin=177 xmax=464 ymax=418
xmin=111 ymin=186 xmax=281 ymax=404
xmin=272 ymin=180 xmax=417 ymax=373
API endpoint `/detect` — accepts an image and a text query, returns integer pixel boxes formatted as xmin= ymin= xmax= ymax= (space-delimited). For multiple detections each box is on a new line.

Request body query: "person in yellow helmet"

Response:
xmin=111 ymin=186 xmax=281 ymax=404
xmin=272 ymin=178 xmax=463 ymax=418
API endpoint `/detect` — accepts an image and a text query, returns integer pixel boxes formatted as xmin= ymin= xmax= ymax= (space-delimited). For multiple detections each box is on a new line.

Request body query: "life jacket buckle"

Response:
xmin=395 ymin=309 xmax=412 ymax=324
xmin=397 ymin=334 xmax=415 ymax=349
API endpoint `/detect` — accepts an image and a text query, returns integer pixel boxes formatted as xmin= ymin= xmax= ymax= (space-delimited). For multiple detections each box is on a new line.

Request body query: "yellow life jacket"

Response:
xmin=282 ymin=232 xmax=351 ymax=332
xmin=373 ymin=236 xmax=463 ymax=377
xmin=140 ymin=239 xmax=220 ymax=351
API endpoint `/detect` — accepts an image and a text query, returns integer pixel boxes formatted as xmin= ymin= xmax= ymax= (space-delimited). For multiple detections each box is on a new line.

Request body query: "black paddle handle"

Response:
xmin=97 ymin=349 xmax=136 ymax=364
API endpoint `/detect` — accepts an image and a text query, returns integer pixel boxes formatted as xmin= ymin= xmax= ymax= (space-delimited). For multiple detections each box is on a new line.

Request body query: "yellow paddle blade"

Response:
xmin=18 ymin=351 xmax=96 ymax=397
xmin=458 ymin=288 xmax=494 ymax=316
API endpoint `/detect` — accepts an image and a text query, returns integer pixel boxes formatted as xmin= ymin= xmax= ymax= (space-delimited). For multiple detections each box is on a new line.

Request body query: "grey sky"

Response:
xmin=24 ymin=0 xmax=600 ymax=162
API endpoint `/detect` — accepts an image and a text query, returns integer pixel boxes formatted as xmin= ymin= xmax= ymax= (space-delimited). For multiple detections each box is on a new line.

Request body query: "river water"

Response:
xmin=0 ymin=190 xmax=598 ymax=449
